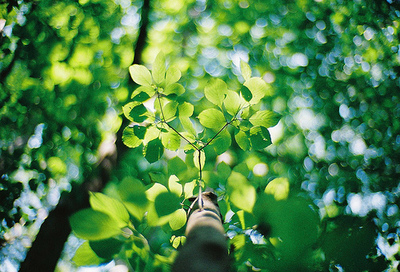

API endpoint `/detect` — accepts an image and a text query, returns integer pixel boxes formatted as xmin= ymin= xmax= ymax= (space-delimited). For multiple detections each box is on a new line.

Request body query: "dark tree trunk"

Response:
xmin=18 ymin=1 xmax=151 ymax=271
xmin=172 ymin=192 xmax=230 ymax=272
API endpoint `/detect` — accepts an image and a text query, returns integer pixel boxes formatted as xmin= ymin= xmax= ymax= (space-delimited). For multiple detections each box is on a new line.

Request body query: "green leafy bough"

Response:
xmin=68 ymin=52 xmax=291 ymax=270
xmin=123 ymin=51 xmax=280 ymax=210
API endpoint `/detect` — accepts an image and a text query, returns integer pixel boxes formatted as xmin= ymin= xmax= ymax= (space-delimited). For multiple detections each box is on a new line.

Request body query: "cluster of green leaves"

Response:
xmin=122 ymin=51 xmax=280 ymax=169
xmin=70 ymin=52 xmax=282 ymax=269
xmin=69 ymin=180 xmax=189 ymax=271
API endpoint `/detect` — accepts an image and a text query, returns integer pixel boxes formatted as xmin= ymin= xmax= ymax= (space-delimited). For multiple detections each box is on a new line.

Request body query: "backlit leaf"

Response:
xmin=72 ymin=241 xmax=103 ymax=266
xmin=264 ymin=177 xmax=290 ymax=201
xmin=224 ymin=90 xmax=242 ymax=116
xmin=244 ymin=77 xmax=270 ymax=104
xmin=240 ymin=60 xmax=252 ymax=81
xmin=204 ymin=78 xmax=227 ymax=107
xmin=69 ymin=209 xmax=121 ymax=240
xmin=212 ymin=129 xmax=231 ymax=155
xmin=235 ymin=130 xmax=250 ymax=151
xmin=169 ymin=208 xmax=186 ymax=230
xmin=89 ymin=192 xmax=130 ymax=228
xmin=162 ymin=101 xmax=178 ymax=121
xmin=146 ymin=183 xmax=168 ymax=202
xmin=178 ymin=102 xmax=194 ymax=117
xmin=227 ymin=171 xmax=256 ymax=213
xmin=180 ymin=116 xmax=196 ymax=136
xmin=198 ymin=108 xmax=226 ymax=131
xmin=164 ymin=83 xmax=185 ymax=96
xmin=131 ymin=85 xmax=155 ymax=99
xmin=152 ymin=51 xmax=166 ymax=85
xmin=165 ymin=67 xmax=181 ymax=85
xmin=118 ymin=177 xmax=148 ymax=220
xmin=168 ymin=175 xmax=182 ymax=196
xmin=161 ymin=129 xmax=181 ymax=151
xmin=122 ymin=126 xmax=145 ymax=148
xmin=129 ymin=64 xmax=152 ymax=86
xmin=249 ymin=110 xmax=281 ymax=128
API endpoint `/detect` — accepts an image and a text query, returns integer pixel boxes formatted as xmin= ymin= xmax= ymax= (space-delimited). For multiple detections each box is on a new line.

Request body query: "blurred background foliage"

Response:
xmin=1 ymin=0 xmax=400 ymax=271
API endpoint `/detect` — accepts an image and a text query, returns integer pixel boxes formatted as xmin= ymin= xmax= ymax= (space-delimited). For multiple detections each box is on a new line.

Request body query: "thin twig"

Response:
xmin=199 ymin=119 xmax=235 ymax=151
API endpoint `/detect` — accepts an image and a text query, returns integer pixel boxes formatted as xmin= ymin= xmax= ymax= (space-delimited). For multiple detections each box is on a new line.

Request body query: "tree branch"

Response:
xmin=172 ymin=192 xmax=230 ymax=272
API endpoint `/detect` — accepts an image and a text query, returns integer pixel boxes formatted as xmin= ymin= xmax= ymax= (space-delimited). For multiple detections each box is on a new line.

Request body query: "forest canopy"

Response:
xmin=1 ymin=0 xmax=400 ymax=271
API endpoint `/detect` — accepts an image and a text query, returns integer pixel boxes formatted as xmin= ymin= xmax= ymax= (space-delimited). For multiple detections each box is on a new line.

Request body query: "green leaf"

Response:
xmin=171 ymin=236 xmax=186 ymax=249
xmin=168 ymin=156 xmax=188 ymax=178
xmin=193 ymin=150 xmax=205 ymax=170
xmin=152 ymin=51 xmax=166 ymax=85
xmin=129 ymin=64 xmax=153 ymax=86
xmin=230 ymin=234 xmax=246 ymax=251
xmin=249 ymin=126 xmax=272 ymax=150
xmin=235 ymin=130 xmax=250 ymax=151
xmin=161 ymin=129 xmax=181 ymax=151
xmin=180 ymin=116 xmax=196 ymax=136
xmin=240 ymin=60 xmax=252 ymax=81
xmin=253 ymin=195 xmax=320 ymax=259
xmin=198 ymin=108 xmax=226 ymax=130
xmin=249 ymin=110 xmax=281 ymax=128
xmin=89 ymin=238 xmax=124 ymax=260
xmin=129 ymin=104 xmax=148 ymax=123
xmin=144 ymin=138 xmax=164 ymax=163
xmin=123 ymin=102 xmax=136 ymax=122
xmin=72 ymin=241 xmax=104 ymax=266
xmin=146 ymin=183 xmax=168 ymax=202
xmin=131 ymin=91 xmax=151 ymax=102
xmin=168 ymin=175 xmax=183 ymax=196
xmin=169 ymin=208 xmax=186 ymax=230
xmin=162 ymin=101 xmax=178 ymax=121
xmin=212 ymin=129 xmax=231 ymax=155
xmin=240 ymin=86 xmax=253 ymax=102
xmin=244 ymin=77 xmax=270 ymax=104
xmin=184 ymin=180 xmax=197 ymax=198
xmin=264 ymin=177 xmax=290 ymax=201
xmin=123 ymin=102 xmax=148 ymax=123
xmin=131 ymin=85 xmax=155 ymax=99
xmin=165 ymin=67 xmax=181 ymax=85
xmin=69 ymin=209 xmax=121 ymax=240
xmin=217 ymin=161 xmax=231 ymax=181
xmin=178 ymin=102 xmax=194 ymax=117
xmin=118 ymin=177 xmax=148 ymax=220
xmin=122 ymin=126 xmax=145 ymax=148
xmin=164 ymin=83 xmax=185 ymax=96
xmin=154 ymin=191 xmax=181 ymax=217
xmin=227 ymin=171 xmax=256 ymax=213
xmin=89 ymin=192 xmax=130 ymax=228
xmin=224 ymin=90 xmax=242 ymax=116
xmin=204 ymin=78 xmax=227 ymax=107
xmin=144 ymin=125 xmax=160 ymax=144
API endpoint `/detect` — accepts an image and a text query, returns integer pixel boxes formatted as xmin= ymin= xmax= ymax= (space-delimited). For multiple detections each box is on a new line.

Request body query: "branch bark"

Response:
xmin=18 ymin=1 xmax=151 ymax=270
xmin=172 ymin=192 xmax=230 ymax=272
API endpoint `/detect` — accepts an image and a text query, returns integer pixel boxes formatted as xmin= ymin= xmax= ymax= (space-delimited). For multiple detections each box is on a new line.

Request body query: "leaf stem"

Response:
xmin=199 ymin=118 xmax=235 ymax=151
xmin=156 ymin=91 xmax=198 ymax=151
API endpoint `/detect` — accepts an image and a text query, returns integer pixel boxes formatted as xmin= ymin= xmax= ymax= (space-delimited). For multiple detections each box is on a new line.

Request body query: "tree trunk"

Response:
xmin=172 ymin=192 xmax=230 ymax=272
